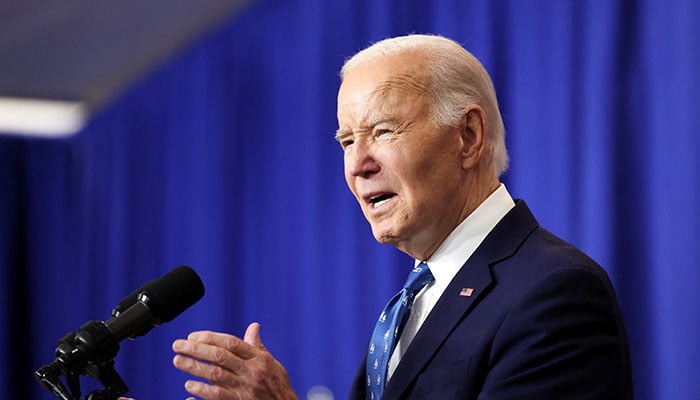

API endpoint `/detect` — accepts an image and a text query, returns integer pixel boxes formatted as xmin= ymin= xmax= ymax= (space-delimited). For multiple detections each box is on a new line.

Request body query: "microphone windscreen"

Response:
xmin=141 ymin=265 xmax=205 ymax=323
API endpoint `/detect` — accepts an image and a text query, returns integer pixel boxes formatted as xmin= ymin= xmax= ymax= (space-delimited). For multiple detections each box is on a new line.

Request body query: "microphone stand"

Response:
xmin=35 ymin=321 xmax=129 ymax=400
xmin=35 ymin=265 xmax=204 ymax=399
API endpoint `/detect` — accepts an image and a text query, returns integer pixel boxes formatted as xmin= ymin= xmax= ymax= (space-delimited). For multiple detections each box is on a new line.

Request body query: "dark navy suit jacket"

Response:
xmin=349 ymin=200 xmax=633 ymax=399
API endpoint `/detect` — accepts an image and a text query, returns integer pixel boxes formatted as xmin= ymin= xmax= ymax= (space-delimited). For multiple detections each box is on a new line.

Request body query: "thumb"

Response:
xmin=244 ymin=322 xmax=265 ymax=349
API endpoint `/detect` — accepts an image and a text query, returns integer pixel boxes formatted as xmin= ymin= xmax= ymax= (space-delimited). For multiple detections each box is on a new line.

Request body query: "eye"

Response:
xmin=340 ymin=138 xmax=354 ymax=149
xmin=335 ymin=131 xmax=354 ymax=150
xmin=375 ymin=129 xmax=393 ymax=139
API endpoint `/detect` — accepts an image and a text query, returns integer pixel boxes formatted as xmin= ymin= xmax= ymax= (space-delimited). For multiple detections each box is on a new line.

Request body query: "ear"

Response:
xmin=459 ymin=105 xmax=487 ymax=170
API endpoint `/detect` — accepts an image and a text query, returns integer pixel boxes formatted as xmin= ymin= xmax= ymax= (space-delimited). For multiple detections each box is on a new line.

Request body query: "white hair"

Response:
xmin=340 ymin=34 xmax=509 ymax=177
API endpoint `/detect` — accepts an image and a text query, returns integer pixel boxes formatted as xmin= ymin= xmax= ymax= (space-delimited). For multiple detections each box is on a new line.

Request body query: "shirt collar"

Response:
xmin=415 ymin=183 xmax=516 ymax=287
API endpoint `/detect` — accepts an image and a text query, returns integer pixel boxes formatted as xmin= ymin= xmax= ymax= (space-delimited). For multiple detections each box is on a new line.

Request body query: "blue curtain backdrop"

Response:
xmin=1 ymin=0 xmax=699 ymax=399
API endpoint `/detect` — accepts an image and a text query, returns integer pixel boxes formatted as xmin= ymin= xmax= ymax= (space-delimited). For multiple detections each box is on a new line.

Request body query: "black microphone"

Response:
xmin=35 ymin=265 xmax=205 ymax=400
xmin=109 ymin=265 xmax=204 ymax=339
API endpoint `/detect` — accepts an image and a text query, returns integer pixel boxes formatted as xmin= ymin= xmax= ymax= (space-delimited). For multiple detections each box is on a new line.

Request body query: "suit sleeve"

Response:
xmin=478 ymin=267 xmax=633 ymax=400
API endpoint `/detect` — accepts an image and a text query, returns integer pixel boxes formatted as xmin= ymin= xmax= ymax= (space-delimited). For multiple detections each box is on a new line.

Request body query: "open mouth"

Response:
xmin=368 ymin=193 xmax=395 ymax=208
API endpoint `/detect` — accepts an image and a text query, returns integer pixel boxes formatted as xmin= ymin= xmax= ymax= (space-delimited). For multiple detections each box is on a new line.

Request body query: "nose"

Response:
xmin=345 ymin=140 xmax=380 ymax=178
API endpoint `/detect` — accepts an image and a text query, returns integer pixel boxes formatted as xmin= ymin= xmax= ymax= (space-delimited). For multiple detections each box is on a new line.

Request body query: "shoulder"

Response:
xmin=478 ymin=230 xmax=633 ymax=399
xmin=480 ymin=196 xmax=611 ymax=287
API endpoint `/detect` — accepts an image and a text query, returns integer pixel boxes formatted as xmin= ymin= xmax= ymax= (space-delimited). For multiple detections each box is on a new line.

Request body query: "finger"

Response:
xmin=187 ymin=330 xmax=257 ymax=360
xmin=172 ymin=341 xmax=247 ymax=378
xmin=173 ymin=336 xmax=242 ymax=365
xmin=243 ymin=322 xmax=265 ymax=350
xmin=184 ymin=379 xmax=238 ymax=400
xmin=173 ymin=352 xmax=246 ymax=386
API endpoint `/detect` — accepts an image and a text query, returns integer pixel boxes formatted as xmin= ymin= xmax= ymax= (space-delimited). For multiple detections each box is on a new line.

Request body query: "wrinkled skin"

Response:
xmin=119 ymin=47 xmax=495 ymax=400
xmin=119 ymin=323 xmax=296 ymax=400
xmin=170 ymin=322 xmax=297 ymax=400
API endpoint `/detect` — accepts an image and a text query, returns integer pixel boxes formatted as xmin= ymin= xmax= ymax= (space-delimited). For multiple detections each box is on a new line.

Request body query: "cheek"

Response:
xmin=343 ymin=169 xmax=358 ymax=199
xmin=342 ymin=157 xmax=351 ymax=183
xmin=401 ymin=154 xmax=461 ymax=203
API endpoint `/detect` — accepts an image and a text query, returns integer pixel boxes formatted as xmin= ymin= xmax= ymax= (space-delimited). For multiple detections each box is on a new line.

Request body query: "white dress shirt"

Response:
xmin=387 ymin=184 xmax=515 ymax=379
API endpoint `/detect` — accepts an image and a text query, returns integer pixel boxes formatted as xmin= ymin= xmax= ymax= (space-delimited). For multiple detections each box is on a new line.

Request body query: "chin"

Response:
xmin=370 ymin=225 xmax=403 ymax=247
xmin=370 ymin=228 xmax=394 ymax=245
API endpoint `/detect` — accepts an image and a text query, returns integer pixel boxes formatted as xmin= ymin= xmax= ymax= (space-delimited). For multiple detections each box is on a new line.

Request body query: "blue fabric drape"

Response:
xmin=1 ymin=1 xmax=699 ymax=399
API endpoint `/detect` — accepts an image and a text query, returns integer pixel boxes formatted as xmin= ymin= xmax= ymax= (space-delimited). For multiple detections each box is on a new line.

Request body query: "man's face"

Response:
xmin=336 ymin=54 xmax=470 ymax=259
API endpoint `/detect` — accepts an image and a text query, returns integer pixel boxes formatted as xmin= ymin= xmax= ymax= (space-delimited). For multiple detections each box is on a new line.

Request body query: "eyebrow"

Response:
xmin=334 ymin=118 xmax=399 ymax=142
xmin=334 ymin=129 xmax=349 ymax=142
xmin=334 ymin=73 xmax=427 ymax=142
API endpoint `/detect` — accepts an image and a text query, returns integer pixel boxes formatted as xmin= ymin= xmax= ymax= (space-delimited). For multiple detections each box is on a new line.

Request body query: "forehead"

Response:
xmin=337 ymin=54 xmax=431 ymax=125
xmin=339 ymin=52 xmax=429 ymax=97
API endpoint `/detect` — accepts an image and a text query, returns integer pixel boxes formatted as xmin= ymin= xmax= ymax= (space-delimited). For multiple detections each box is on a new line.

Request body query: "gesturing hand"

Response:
xmin=172 ymin=322 xmax=298 ymax=400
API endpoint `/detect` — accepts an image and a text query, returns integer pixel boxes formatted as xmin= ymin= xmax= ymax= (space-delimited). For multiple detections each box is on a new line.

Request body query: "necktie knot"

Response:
xmin=403 ymin=263 xmax=434 ymax=293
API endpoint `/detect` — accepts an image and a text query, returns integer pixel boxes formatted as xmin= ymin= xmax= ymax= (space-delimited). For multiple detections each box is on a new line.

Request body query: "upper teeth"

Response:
xmin=370 ymin=194 xmax=391 ymax=205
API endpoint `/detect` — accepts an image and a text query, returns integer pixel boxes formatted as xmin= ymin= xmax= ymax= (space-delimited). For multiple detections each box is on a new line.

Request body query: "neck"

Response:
xmin=405 ymin=176 xmax=500 ymax=261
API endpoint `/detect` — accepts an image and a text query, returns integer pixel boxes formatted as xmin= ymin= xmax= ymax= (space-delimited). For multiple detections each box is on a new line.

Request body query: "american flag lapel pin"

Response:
xmin=459 ymin=287 xmax=474 ymax=297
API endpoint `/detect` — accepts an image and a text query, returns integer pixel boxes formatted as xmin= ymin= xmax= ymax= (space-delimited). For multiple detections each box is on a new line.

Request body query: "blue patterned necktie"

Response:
xmin=366 ymin=263 xmax=434 ymax=400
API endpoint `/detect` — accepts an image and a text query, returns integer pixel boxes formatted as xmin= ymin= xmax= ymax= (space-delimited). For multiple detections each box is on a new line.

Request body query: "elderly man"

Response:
xmin=169 ymin=34 xmax=633 ymax=399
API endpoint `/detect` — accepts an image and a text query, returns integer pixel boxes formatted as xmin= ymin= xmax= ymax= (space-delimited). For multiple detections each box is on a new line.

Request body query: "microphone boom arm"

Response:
xmin=35 ymin=320 xmax=129 ymax=400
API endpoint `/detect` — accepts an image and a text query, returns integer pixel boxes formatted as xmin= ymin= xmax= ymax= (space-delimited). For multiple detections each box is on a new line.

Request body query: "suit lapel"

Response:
xmin=382 ymin=200 xmax=539 ymax=399
xmin=382 ymin=249 xmax=492 ymax=398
